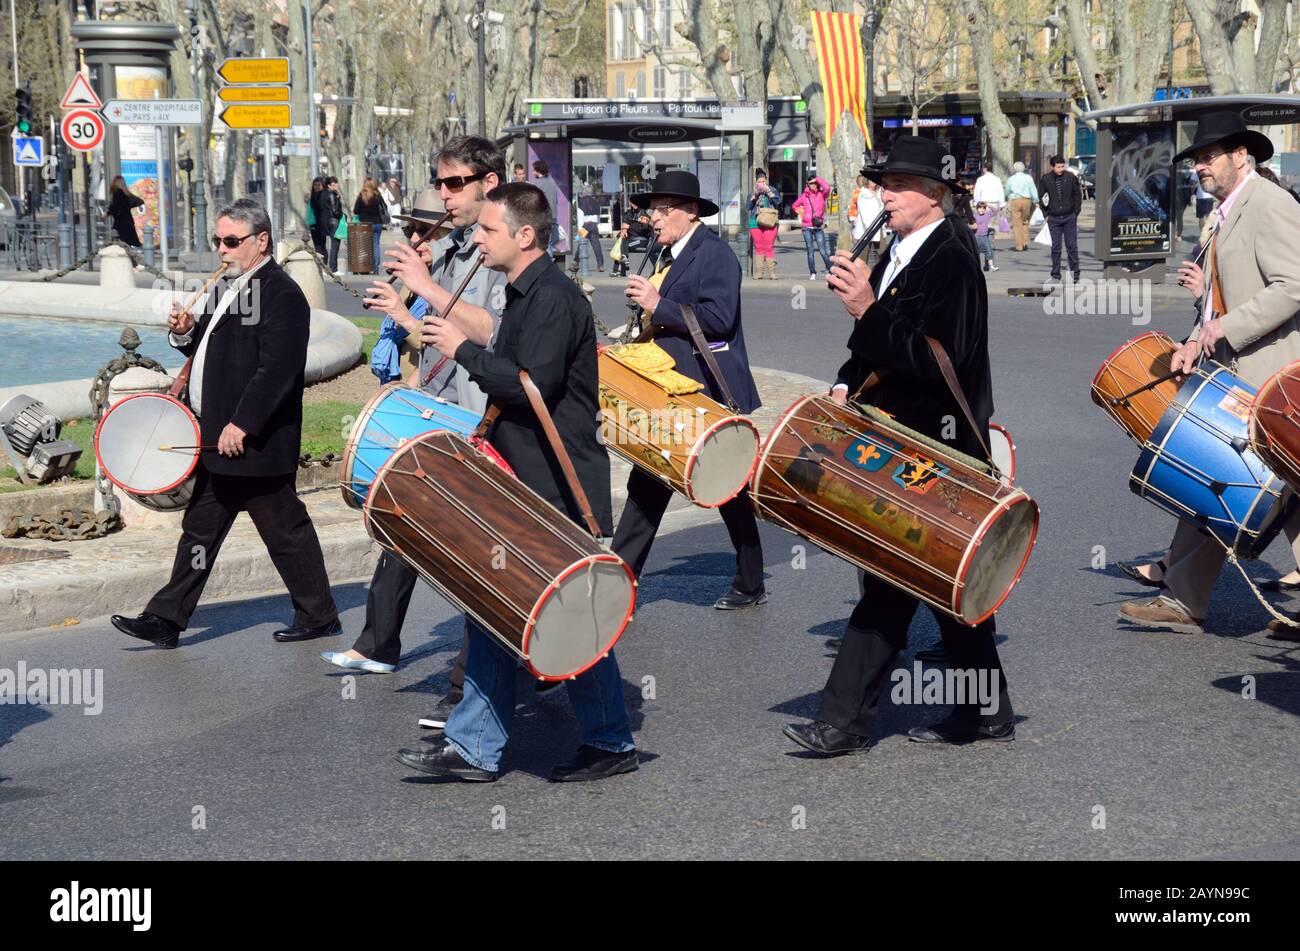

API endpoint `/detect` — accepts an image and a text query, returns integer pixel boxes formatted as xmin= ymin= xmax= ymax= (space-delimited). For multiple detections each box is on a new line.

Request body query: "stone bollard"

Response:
xmin=141 ymin=227 xmax=156 ymax=267
xmin=97 ymin=366 xmax=184 ymax=530
xmin=99 ymin=244 xmax=137 ymax=289
xmin=282 ymin=245 xmax=327 ymax=309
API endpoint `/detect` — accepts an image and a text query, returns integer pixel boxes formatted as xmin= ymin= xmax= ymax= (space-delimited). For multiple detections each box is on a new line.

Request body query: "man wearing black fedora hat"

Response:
xmin=783 ymin=136 xmax=1016 ymax=756
xmin=1118 ymin=111 xmax=1300 ymax=640
xmin=618 ymin=169 xmax=767 ymax=610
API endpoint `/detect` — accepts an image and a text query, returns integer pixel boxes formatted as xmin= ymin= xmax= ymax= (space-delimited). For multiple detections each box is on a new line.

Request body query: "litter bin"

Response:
xmin=347 ymin=221 xmax=375 ymax=274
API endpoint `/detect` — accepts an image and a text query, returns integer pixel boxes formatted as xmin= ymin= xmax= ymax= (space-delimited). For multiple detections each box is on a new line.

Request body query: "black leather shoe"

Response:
xmin=907 ymin=718 xmax=1015 ymax=745
xmin=1259 ymin=577 xmax=1300 ymax=593
xmin=111 ymin=612 xmax=180 ymax=648
xmin=395 ymin=743 xmax=497 ymax=782
xmin=782 ymin=720 xmax=871 ymax=757
xmin=549 ymin=745 xmax=639 ymax=782
xmin=713 ymin=586 xmax=768 ymax=610
xmin=272 ymin=618 xmax=343 ymax=643
xmin=914 ymin=645 xmax=947 ymax=664
xmin=1118 ymin=558 xmax=1165 ymax=589
xmin=417 ymin=691 xmax=463 ymax=730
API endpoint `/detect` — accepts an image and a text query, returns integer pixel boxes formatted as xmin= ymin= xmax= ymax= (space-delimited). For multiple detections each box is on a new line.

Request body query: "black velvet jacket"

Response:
xmin=835 ymin=216 xmax=994 ymax=459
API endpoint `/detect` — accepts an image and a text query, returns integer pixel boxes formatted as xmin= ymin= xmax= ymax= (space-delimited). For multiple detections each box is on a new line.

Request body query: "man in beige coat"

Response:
xmin=1120 ymin=112 xmax=1300 ymax=637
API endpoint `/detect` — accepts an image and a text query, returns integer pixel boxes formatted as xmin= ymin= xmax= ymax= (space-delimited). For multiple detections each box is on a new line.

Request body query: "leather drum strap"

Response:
xmin=1209 ymin=233 xmax=1227 ymax=320
xmin=677 ymin=303 xmax=739 ymax=412
xmin=168 ymin=357 xmax=194 ymax=399
xmin=924 ymin=336 xmax=998 ymax=475
xmin=517 ymin=370 xmax=602 ymax=538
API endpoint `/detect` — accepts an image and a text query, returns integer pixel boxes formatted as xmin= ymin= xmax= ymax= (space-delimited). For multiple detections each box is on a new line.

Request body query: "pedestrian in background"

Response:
xmin=576 ymin=182 xmax=605 ymax=272
xmin=532 ymin=159 xmax=559 ymax=257
xmin=307 ymin=177 xmax=327 ymax=255
xmin=973 ymin=163 xmax=1005 ymax=212
xmin=792 ymin=174 xmax=832 ymax=280
xmin=747 ymin=168 xmax=781 ymax=280
xmin=973 ymin=200 xmax=999 ymax=272
xmin=1037 ymin=154 xmax=1083 ymax=282
xmin=380 ymin=177 xmax=403 ymax=227
xmin=852 ymin=175 xmax=886 ymax=266
xmin=353 ymin=177 xmax=387 ymax=271
xmin=324 ymin=177 xmax=344 ymax=274
xmin=1004 ymin=161 xmax=1037 ymax=251
xmin=106 ymin=175 xmax=145 ymax=248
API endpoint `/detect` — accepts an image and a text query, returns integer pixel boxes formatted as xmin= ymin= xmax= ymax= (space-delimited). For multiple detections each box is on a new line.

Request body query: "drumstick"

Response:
xmin=1109 ymin=368 xmax=1183 ymax=406
xmin=157 ymin=445 xmax=216 ymax=451
xmin=176 ymin=262 xmax=230 ymax=316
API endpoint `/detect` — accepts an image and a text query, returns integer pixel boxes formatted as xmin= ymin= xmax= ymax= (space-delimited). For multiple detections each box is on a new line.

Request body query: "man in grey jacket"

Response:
xmin=1119 ymin=113 xmax=1300 ymax=637
xmin=532 ymin=159 xmax=559 ymax=258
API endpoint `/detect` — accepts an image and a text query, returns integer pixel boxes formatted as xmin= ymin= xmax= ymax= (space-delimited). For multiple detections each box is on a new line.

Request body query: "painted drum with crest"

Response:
xmin=750 ymin=395 xmax=1039 ymax=626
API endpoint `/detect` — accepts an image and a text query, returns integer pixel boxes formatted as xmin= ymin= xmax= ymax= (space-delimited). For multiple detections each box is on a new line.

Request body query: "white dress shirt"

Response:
xmin=972 ymin=172 xmax=1005 ymax=209
xmin=170 ymin=256 xmax=270 ymax=418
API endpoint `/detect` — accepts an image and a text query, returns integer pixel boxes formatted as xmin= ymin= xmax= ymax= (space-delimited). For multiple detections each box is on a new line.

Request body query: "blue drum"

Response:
xmin=341 ymin=383 xmax=508 ymax=509
xmin=1130 ymin=363 xmax=1289 ymax=558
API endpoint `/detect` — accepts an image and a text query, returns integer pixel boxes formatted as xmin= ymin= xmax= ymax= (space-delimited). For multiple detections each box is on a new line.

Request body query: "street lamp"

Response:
xmin=468 ymin=3 xmax=505 ymax=137
xmin=185 ymin=0 xmax=210 ymax=264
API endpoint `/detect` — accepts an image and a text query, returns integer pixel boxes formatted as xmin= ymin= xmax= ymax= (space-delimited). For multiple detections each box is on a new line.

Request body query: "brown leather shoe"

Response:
xmin=1118 ymin=596 xmax=1205 ymax=635
xmin=1265 ymin=618 xmax=1300 ymax=641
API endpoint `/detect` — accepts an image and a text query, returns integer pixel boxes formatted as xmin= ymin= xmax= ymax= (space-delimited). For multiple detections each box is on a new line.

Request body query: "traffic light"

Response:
xmin=15 ymin=85 xmax=33 ymax=135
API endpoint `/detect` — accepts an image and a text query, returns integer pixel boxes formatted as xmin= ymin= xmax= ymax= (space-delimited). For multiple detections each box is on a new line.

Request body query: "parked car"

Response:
xmin=1069 ymin=158 xmax=1097 ymax=200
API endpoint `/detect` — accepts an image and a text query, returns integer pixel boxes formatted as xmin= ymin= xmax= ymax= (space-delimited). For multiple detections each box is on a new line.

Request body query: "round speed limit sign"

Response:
xmin=61 ymin=109 xmax=105 ymax=152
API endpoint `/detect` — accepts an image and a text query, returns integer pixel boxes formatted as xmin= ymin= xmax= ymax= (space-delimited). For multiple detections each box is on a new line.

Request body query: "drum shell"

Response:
xmin=363 ymin=430 xmax=636 ymax=680
xmin=597 ymin=349 xmax=759 ymax=508
xmin=93 ymin=393 xmax=200 ymax=511
xmin=341 ymin=382 xmax=505 ymax=509
xmin=1249 ymin=362 xmax=1300 ymax=493
xmin=751 ymin=395 xmax=1038 ymax=625
xmin=1091 ymin=332 xmax=1180 ymax=444
xmin=1133 ymin=364 xmax=1285 ymax=557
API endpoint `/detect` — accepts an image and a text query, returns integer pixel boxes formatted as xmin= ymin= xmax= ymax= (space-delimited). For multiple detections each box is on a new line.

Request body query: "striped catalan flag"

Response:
xmin=810 ymin=9 xmax=870 ymax=148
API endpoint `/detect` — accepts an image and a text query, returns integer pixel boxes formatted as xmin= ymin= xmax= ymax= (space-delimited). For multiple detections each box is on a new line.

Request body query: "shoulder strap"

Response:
xmin=168 ymin=357 xmax=194 ymax=398
xmin=483 ymin=371 xmax=601 ymax=538
xmin=924 ymin=336 xmax=998 ymax=475
xmin=677 ymin=303 xmax=739 ymax=412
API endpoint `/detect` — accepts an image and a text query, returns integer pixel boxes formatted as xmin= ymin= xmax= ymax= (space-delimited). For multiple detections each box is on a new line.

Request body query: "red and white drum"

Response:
xmin=989 ymin=422 xmax=1016 ymax=487
xmin=94 ymin=393 xmax=200 ymax=511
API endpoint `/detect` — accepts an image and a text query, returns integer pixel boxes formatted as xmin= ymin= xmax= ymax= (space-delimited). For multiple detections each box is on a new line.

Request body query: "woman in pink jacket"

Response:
xmin=792 ymin=175 xmax=832 ymax=279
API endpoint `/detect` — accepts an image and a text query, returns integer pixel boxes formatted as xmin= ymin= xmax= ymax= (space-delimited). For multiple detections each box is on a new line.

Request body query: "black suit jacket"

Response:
xmin=1037 ymin=170 xmax=1083 ymax=218
xmin=455 ymin=255 xmax=613 ymax=535
xmin=647 ymin=225 xmax=761 ymax=414
xmin=835 ymin=217 xmax=993 ymax=459
xmin=173 ymin=258 xmax=310 ymax=478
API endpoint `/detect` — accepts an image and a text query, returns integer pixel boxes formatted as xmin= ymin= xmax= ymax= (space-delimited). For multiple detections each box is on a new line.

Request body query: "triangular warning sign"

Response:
xmin=16 ymin=141 xmax=39 ymax=162
xmin=61 ymin=73 xmax=102 ymax=111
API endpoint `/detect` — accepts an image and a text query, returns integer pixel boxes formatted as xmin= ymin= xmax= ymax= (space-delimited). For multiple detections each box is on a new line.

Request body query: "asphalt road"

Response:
xmin=3 ymin=251 xmax=1299 ymax=859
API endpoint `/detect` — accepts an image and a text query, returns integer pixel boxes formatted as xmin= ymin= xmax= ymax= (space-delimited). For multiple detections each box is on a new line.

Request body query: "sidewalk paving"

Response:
xmin=0 ymin=365 xmax=824 ymax=638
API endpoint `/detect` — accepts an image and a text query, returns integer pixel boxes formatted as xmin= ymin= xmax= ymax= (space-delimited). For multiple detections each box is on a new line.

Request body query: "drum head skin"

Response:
xmin=989 ymin=423 xmax=1015 ymax=486
xmin=956 ymin=493 xmax=1039 ymax=624
xmin=526 ymin=556 xmax=637 ymax=680
xmin=683 ymin=416 xmax=760 ymax=507
xmin=95 ymin=393 xmax=199 ymax=494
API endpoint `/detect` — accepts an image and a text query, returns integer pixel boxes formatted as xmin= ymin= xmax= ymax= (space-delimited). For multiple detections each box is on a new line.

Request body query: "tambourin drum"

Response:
xmin=1131 ymin=363 xmax=1288 ymax=558
xmin=597 ymin=348 xmax=759 ymax=508
xmin=1091 ymin=332 xmax=1181 ymax=445
xmin=340 ymin=382 xmax=511 ymax=509
xmin=1249 ymin=360 xmax=1300 ymax=493
xmin=364 ymin=430 xmax=636 ymax=681
xmin=750 ymin=395 xmax=1039 ymax=626
xmin=93 ymin=393 xmax=200 ymax=511
xmin=989 ymin=422 xmax=1016 ymax=487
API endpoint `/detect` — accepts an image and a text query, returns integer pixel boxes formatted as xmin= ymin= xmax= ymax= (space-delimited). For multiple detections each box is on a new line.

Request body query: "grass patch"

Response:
xmin=349 ymin=315 xmax=382 ymax=365
xmin=301 ymin=400 xmax=363 ymax=457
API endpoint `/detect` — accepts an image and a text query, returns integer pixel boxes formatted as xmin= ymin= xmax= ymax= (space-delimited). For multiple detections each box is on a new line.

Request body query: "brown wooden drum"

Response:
xmin=1091 ymin=332 xmax=1180 ymax=444
xmin=1249 ymin=360 xmax=1300 ymax=491
xmin=597 ymin=348 xmax=759 ymax=507
xmin=364 ymin=430 xmax=636 ymax=680
xmin=750 ymin=395 xmax=1039 ymax=626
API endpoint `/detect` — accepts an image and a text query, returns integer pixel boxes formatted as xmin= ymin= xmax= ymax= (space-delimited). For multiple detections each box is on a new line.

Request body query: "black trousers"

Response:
xmin=819 ymin=572 xmax=1013 ymax=737
xmin=351 ymin=551 xmax=468 ymax=690
xmin=1047 ymin=214 xmax=1080 ymax=276
xmin=146 ymin=465 xmax=337 ymax=630
xmin=612 ymin=467 xmax=764 ymax=593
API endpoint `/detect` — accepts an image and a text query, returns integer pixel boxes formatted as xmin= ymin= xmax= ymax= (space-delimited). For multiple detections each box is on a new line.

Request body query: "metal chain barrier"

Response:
xmin=3 ymin=508 xmax=123 ymax=541
xmin=286 ymin=239 xmax=365 ymax=300
xmin=31 ymin=239 xmax=174 ymax=284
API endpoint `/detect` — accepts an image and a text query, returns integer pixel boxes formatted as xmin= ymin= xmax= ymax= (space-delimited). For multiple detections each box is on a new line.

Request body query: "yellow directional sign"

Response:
xmin=219 ymin=104 xmax=292 ymax=130
xmin=217 ymin=86 xmax=291 ymax=103
xmin=217 ymin=57 xmax=290 ymax=86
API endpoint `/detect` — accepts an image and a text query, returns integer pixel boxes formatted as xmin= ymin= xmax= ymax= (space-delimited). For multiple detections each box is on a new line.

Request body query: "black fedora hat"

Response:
xmin=1173 ymin=110 xmax=1274 ymax=164
xmin=863 ymin=136 xmax=964 ymax=193
xmin=630 ymin=170 xmax=719 ymax=217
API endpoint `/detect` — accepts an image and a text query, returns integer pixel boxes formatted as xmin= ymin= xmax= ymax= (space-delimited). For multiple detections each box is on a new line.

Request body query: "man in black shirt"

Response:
xmin=1037 ymin=154 xmax=1082 ymax=282
xmin=395 ymin=183 xmax=636 ymax=783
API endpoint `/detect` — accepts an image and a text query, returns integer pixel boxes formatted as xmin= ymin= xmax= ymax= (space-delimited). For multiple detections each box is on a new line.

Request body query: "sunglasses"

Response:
xmin=433 ymin=171 xmax=488 ymax=191
xmin=212 ymin=233 xmax=256 ymax=249
xmin=648 ymin=203 xmax=681 ymax=217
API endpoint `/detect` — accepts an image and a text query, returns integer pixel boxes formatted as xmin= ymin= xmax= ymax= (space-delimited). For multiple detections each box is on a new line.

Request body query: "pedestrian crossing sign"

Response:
xmin=12 ymin=135 xmax=44 ymax=167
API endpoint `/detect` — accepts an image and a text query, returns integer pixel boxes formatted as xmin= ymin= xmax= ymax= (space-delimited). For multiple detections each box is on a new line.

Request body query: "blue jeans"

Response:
xmin=803 ymin=227 xmax=831 ymax=274
xmin=976 ymin=232 xmax=994 ymax=266
xmin=443 ymin=620 xmax=635 ymax=772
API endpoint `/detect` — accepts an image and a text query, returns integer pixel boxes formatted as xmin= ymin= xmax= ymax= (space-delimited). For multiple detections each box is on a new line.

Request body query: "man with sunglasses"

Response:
xmin=321 ymin=137 xmax=509 ymax=728
xmin=618 ymin=170 xmax=766 ymax=610
xmin=111 ymin=199 xmax=340 ymax=648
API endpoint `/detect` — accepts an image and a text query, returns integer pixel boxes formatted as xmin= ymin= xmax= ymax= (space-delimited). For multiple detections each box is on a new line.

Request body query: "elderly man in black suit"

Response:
xmin=783 ymin=138 xmax=1015 ymax=756
xmin=111 ymin=199 xmax=339 ymax=648
xmin=618 ymin=170 xmax=767 ymax=610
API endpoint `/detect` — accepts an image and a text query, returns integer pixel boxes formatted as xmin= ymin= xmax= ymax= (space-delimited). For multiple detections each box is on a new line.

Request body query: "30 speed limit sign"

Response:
xmin=61 ymin=109 xmax=105 ymax=152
